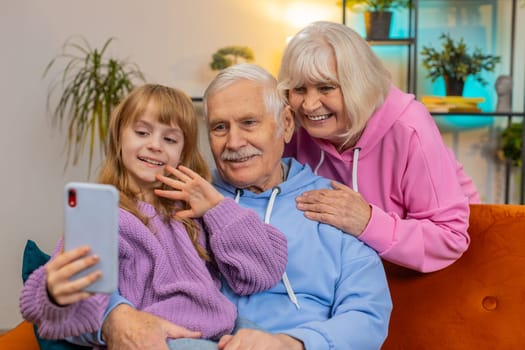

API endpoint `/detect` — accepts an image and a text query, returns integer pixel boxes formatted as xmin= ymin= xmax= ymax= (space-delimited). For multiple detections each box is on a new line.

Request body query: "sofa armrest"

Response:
xmin=0 ymin=320 xmax=40 ymax=350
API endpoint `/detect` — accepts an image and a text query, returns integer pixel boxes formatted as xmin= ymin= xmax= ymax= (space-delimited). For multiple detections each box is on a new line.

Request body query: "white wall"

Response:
xmin=1 ymin=0 xmax=523 ymax=329
xmin=0 ymin=0 xmax=341 ymax=329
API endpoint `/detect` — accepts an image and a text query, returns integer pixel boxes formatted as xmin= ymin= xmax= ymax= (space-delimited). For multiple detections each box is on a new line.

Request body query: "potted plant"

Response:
xmin=210 ymin=46 xmax=254 ymax=71
xmin=499 ymin=122 xmax=523 ymax=167
xmin=420 ymin=33 xmax=501 ymax=96
xmin=343 ymin=0 xmax=413 ymax=39
xmin=44 ymin=36 xmax=145 ymax=173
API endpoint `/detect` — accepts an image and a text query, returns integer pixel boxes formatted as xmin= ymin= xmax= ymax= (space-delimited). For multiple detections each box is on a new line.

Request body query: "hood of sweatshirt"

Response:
xmin=213 ymin=158 xmax=328 ymax=310
xmin=213 ymin=157 xmax=322 ymax=200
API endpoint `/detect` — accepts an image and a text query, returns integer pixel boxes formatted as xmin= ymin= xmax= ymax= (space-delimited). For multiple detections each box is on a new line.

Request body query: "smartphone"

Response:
xmin=64 ymin=182 xmax=119 ymax=294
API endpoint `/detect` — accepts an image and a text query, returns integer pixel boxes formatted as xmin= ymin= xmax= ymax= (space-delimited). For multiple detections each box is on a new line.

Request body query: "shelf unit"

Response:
xmin=431 ymin=112 xmax=525 ymax=204
xmin=341 ymin=0 xmax=524 ymax=204
xmin=427 ymin=0 xmax=524 ymax=204
xmin=341 ymin=0 xmax=418 ymax=94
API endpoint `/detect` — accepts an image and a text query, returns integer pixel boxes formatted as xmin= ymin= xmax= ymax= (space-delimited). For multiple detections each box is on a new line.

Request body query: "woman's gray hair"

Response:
xmin=204 ymin=63 xmax=286 ymax=134
xmin=278 ymin=21 xmax=392 ymax=148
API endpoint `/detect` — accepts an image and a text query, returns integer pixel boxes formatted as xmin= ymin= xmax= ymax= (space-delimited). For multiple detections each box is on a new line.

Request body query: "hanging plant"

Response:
xmin=44 ymin=36 xmax=145 ymax=172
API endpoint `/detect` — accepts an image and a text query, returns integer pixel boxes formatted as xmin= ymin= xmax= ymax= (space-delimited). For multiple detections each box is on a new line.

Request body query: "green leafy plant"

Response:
xmin=341 ymin=0 xmax=413 ymax=39
xmin=210 ymin=46 xmax=254 ymax=71
xmin=420 ymin=33 xmax=501 ymax=85
xmin=44 ymin=36 xmax=145 ymax=172
xmin=343 ymin=0 xmax=412 ymax=12
xmin=500 ymin=123 xmax=523 ymax=166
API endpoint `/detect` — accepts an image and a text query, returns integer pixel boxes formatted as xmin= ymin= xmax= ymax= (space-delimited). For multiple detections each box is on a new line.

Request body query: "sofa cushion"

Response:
xmin=382 ymin=204 xmax=525 ymax=349
xmin=22 ymin=239 xmax=51 ymax=283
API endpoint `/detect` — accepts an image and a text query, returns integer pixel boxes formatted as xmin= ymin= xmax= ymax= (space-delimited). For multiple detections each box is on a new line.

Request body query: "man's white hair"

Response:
xmin=203 ymin=63 xmax=286 ymax=134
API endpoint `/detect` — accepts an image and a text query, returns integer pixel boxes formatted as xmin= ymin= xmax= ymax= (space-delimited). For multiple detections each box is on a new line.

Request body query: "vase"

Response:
xmin=443 ymin=75 xmax=465 ymax=96
xmin=364 ymin=11 xmax=392 ymax=40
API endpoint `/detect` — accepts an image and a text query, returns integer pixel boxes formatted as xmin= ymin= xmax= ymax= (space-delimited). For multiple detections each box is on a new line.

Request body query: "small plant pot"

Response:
xmin=444 ymin=75 xmax=465 ymax=96
xmin=364 ymin=11 xmax=392 ymax=40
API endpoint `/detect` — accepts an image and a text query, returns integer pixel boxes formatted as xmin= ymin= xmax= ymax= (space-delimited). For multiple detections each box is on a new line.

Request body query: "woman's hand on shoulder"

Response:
xmin=295 ymin=181 xmax=371 ymax=236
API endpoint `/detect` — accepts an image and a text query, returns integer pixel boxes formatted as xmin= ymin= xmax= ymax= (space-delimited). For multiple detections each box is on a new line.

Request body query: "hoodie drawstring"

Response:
xmin=264 ymin=187 xmax=281 ymax=223
xmin=234 ymin=187 xmax=301 ymax=309
xmin=234 ymin=189 xmax=243 ymax=202
xmin=351 ymin=148 xmax=360 ymax=192
xmin=314 ymin=148 xmax=361 ymax=192
xmin=313 ymin=149 xmax=325 ymax=174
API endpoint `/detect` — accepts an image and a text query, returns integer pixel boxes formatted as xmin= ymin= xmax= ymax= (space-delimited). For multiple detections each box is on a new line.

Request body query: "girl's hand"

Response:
xmin=295 ymin=181 xmax=371 ymax=236
xmin=45 ymin=245 xmax=101 ymax=306
xmin=155 ymin=165 xmax=224 ymax=218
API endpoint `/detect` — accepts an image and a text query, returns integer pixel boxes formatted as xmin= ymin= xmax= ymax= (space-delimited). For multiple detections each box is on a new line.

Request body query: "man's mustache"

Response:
xmin=221 ymin=147 xmax=263 ymax=161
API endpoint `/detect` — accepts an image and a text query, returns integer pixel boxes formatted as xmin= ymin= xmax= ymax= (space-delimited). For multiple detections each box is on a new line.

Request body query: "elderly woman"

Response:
xmin=279 ymin=21 xmax=479 ymax=273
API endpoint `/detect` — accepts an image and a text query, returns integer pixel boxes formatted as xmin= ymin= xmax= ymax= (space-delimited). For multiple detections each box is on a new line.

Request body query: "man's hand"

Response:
xmin=295 ymin=180 xmax=371 ymax=236
xmin=218 ymin=329 xmax=304 ymax=350
xmin=102 ymin=304 xmax=201 ymax=350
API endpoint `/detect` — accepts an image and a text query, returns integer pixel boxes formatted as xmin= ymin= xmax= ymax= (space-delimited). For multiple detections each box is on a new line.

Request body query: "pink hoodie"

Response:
xmin=285 ymin=85 xmax=477 ymax=272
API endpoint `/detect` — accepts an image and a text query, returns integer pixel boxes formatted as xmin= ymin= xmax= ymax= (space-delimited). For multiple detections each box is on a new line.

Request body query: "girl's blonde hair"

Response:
xmin=278 ymin=21 xmax=392 ymax=149
xmin=98 ymin=84 xmax=210 ymax=259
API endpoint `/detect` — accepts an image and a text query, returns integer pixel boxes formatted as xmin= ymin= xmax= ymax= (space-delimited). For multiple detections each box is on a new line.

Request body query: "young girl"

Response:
xmin=19 ymin=84 xmax=287 ymax=347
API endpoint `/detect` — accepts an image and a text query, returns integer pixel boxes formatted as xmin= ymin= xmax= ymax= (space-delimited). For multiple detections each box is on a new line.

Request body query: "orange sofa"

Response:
xmin=0 ymin=320 xmax=39 ymax=350
xmin=2 ymin=204 xmax=524 ymax=349
xmin=383 ymin=204 xmax=525 ymax=349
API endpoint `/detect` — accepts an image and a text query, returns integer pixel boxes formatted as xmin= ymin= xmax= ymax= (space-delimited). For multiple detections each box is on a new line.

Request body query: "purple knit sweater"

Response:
xmin=20 ymin=198 xmax=287 ymax=341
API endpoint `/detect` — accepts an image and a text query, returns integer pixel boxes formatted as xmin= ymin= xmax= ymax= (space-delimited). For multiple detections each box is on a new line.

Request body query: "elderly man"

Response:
xmin=78 ymin=64 xmax=392 ymax=350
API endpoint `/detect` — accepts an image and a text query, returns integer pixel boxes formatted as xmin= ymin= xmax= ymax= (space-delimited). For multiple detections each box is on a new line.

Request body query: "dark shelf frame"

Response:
xmin=341 ymin=0 xmax=418 ymax=94
xmin=431 ymin=112 xmax=525 ymax=204
xmin=341 ymin=0 xmax=524 ymax=204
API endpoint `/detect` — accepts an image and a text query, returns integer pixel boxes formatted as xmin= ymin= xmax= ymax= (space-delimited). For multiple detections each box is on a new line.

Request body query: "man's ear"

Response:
xmin=281 ymin=106 xmax=295 ymax=143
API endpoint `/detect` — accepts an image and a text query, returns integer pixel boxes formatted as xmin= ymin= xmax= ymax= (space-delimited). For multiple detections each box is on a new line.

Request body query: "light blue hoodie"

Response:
xmin=215 ymin=158 xmax=392 ymax=350
xmin=75 ymin=157 xmax=391 ymax=349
